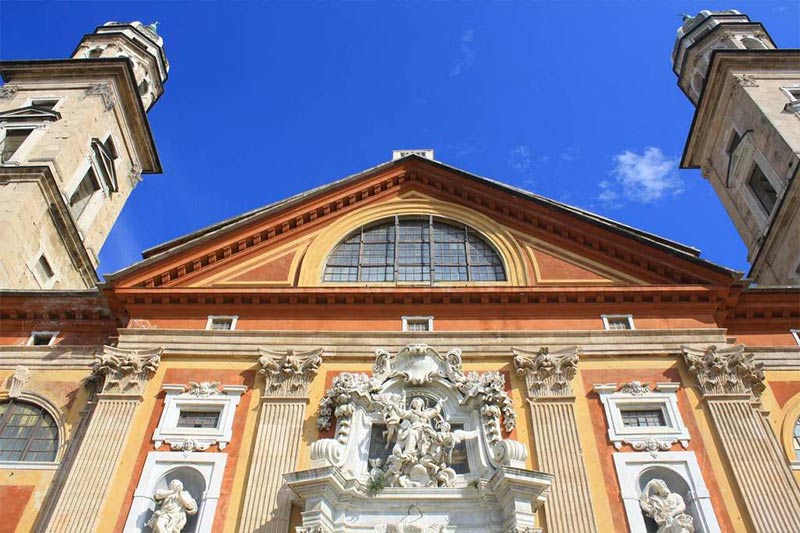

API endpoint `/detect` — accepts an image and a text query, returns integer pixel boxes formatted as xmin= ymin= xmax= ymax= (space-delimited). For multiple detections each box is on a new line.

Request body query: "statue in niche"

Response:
xmin=373 ymin=395 xmax=475 ymax=488
xmin=146 ymin=479 xmax=198 ymax=533
xmin=639 ymin=479 xmax=695 ymax=533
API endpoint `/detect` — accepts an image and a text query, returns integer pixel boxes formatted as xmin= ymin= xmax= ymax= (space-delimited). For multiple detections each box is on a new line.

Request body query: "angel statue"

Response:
xmin=639 ymin=479 xmax=695 ymax=533
xmin=393 ymin=396 xmax=444 ymax=460
xmin=146 ymin=479 xmax=198 ymax=533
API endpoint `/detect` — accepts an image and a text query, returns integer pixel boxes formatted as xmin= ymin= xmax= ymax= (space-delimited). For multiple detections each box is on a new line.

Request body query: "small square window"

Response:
xmin=792 ymin=330 xmax=800 ymax=346
xmin=28 ymin=331 xmax=58 ymax=346
xmin=402 ymin=316 xmax=433 ymax=332
xmin=602 ymin=315 xmax=634 ymax=331
xmin=177 ymin=410 xmax=220 ymax=429
xmin=34 ymin=254 xmax=55 ymax=281
xmin=206 ymin=316 xmax=238 ymax=331
xmin=747 ymin=164 xmax=778 ymax=215
xmin=620 ymin=409 xmax=666 ymax=428
xmin=30 ymin=99 xmax=59 ymax=111
xmin=1 ymin=128 xmax=34 ymax=163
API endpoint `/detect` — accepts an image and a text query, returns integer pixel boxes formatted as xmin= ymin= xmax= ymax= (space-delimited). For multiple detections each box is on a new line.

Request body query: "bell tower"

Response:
xmin=673 ymin=10 xmax=800 ymax=285
xmin=0 ymin=21 xmax=168 ymax=289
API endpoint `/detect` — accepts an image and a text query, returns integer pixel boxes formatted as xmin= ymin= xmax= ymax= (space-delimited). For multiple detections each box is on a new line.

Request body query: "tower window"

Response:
xmin=324 ymin=216 xmax=506 ymax=285
xmin=747 ymin=164 xmax=778 ymax=215
xmin=68 ymin=168 xmax=101 ymax=220
xmin=33 ymin=254 xmax=55 ymax=283
xmin=1 ymin=128 xmax=34 ymax=163
xmin=602 ymin=315 xmax=635 ymax=331
xmin=91 ymin=137 xmax=118 ymax=192
xmin=30 ymin=99 xmax=59 ymax=111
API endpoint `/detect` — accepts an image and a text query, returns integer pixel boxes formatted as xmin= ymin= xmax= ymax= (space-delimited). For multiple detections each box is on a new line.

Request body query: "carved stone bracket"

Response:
xmin=0 ymin=85 xmax=18 ymax=99
xmin=513 ymin=346 xmax=579 ymax=398
xmin=85 ymin=82 xmax=116 ymax=110
xmin=682 ymin=344 xmax=765 ymax=397
xmin=85 ymin=346 xmax=162 ymax=396
xmin=7 ymin=365 xmax=31 ymax=398
xmin=735 ymin=74 xmax=759 ymax=87
xmin=257 ymin=347 xmax=323 ymax=398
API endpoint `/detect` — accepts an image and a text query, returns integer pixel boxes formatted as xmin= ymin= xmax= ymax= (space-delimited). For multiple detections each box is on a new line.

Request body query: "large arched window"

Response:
xmin=323 ymin=216 xmax=506 ymax=284
xmin=0 ymin=399 xmax=59 ymax=462
xmin=794 ymin=417 xmax=800 ymax=459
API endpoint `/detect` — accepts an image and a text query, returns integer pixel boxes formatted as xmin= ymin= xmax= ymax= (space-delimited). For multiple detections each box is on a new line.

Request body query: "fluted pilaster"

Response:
xmin=238 ymin=348 xmax=322 ymax=533
xmin=514 ymin=346 xmax=598 ymax=533
xmin=40 ymin=346 xmax=162 ymax=532
xmin=683 ymin=344 xmax=800 ymax=532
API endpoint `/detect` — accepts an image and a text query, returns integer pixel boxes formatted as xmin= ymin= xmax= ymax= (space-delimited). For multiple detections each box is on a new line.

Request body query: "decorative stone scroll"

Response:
xmin=513 ymin=346 xmax=579 ymax=398
xmin=682 ymin=344 xmax=765 ymax=397
xmin=85 ymin=346 xmax=162 ymax=396
xmin=257 ymin=347 xmax=323 ymax=397
xmin=7 ymin=365 xmax=31 ymax=398
xmin=0 ymin=85 xmax=18 ymax=99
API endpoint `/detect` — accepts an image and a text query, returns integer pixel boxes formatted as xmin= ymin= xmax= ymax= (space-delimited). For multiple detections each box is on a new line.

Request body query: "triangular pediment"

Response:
xmin=0 ymin=105 xmax=61 ymax=122
xmin=106 ymin=156 xmax=740 ymax=290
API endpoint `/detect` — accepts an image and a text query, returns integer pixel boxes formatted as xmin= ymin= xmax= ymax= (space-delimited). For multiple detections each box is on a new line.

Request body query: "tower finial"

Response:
xmin=145 ymin=21 xmax=160 ymax=35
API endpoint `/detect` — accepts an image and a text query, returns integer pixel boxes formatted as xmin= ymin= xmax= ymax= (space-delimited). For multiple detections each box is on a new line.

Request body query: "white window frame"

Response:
xmin=613 ymin=451 xmax=721 ymax=533
xmin=26 ymin=331 xmax=59 ymax=346
xmin=205 ymin=315 xmax=238 ymax=331
xmin=0 ymin=123 xmax=46 ymax=165
xmin=593 ymin=382 xmax=689 ymax=451
xmin=27 ymin=250 xmax=59 ymax=289
xmin=152 ymin=384 xmax=246 ymax=451
xmin=123 ymin=451 xmax=227 ymax=533
xmin=23 ymin=96 xmax=63 ymax=112
xmin=601 ymin=314 xmax=635 ymax=331
xmin=402 ymin=315 xmax=434 ymax=332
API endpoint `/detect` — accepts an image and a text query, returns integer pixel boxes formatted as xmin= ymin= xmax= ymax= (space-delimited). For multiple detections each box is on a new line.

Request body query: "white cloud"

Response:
xmin=508 ymin=145 xmax=532 ymax=172
xmin=559 ymin=146 xmax=579 ymax=162
xmin=450 ymin=28 xmax=476 ymax=76
xmin=600 ymin=146 xmax=683 ymax=205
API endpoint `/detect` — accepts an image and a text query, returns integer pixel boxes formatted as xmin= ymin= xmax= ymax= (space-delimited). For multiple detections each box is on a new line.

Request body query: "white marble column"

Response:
xmin=684 ymin=344 xmax=800 ymax=532
xmin=239 ymin=348 xmax=322 ymax=533
xmin=514 ymin=346 xmax=598 ymax=533
xmin=39 ymin=346 xmax=162 ymax=533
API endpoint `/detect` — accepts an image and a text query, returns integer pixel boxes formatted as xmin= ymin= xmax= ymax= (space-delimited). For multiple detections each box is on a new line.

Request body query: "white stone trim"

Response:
xmin=205 ymin=315 xmax=238 ymax=331
xmin=0 ymin=122 xmax=47 ymax=165
xmin=594 ymin=382 xmax=689 ymax=452
xmin=791 ymin=329 xmax=800 ymax=346
xmin=613 ymin=451 xmax=721 ymax=533
xmin=152 ymin=384 xmax=246 ymax=451
xmin=123 ymin=451 xmax=227 ymax=533
xmin=601 ymin=314 xmax=635 ymax=330
xmin=0 ymin=460 xmax=59 ymax=470
xmin=23 ymin=96 xmax=64 ymax=111
xmin=401 ymin=315 xmax=434 ymax=332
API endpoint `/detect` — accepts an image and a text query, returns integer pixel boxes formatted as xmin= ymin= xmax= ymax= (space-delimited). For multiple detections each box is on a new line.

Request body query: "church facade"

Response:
xmin=0 ymin=10 xmax=799 ymax=533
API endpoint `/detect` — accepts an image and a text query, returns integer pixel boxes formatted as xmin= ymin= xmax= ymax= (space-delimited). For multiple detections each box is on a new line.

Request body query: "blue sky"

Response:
xmin=2 ymin=1 xmax=798 ymax=277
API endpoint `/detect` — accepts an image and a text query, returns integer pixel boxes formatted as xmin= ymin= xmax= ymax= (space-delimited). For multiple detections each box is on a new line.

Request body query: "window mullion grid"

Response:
xmin=19 ymin=407 xmax=44 ymax=461
xmin=428 ymin=215 xmax=435 ymax=286
xmin=357 ymin=226 xmax=364 ymax=282
xmin=393 ymin=216 xmax=400 ymax=281
xmin=0 ymin=400 xmax=13 ymax=436
xmin=464 ymin=224 xmax=473 ymax=282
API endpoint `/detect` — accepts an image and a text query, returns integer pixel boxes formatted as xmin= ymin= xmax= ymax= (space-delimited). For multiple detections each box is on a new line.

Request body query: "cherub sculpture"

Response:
xmin=146 ymin=479 xmax=198 ymax=533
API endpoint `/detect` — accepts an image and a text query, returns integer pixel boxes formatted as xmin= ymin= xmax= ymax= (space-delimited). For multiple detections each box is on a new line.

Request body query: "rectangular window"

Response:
xmin=34 ymin=254 xmax=55 ymax=283
xmin=402 ymin=316 xmax=433 ymax=332
xmin=206 ymin=316 xmax=237 ymax=331
xmin=27 ymin=331 xmax=58 ymax=346
xmin=726 ymin=130 xmax=742 ymax=155
xmin=1 ymin=128 xmax=34 ymax=163
xmin=747 ymin=165 xmax=778 ymax=215
xmin=177 ymin=410 xmax=220 ymax=429
xmin=602 ymin=315 xmax=634 ymax=331
xmin=91 ymin=137 xmax=118 ymax=192
xmin=68 ymin=168 xmax=101 ymax=220
xmin=30 ymin=99 xmax=59 ymax=110
xmin=620 ymin=409 xmax=666 ymax=427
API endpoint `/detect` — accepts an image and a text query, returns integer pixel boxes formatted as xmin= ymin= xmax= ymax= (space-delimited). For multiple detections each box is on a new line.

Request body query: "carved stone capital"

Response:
xmin=85 ymin=82 xmax=115 ymax=110
xmin=682 ymin=344 xmax=765 ymax=397
xmin=0 ymin=85 xmax=18 ymax=99
xmin=257 ymin=347 xmax=323 ymax=397
xmin=735 ymin=74 xmax=759 ymax=87
xmin=7 ymin=365 xmax=31 ymax=398
xmin=86 ymin=346 xmax=162 ymax=396
xmin=513 ymin=346 xmax=579 ymax=398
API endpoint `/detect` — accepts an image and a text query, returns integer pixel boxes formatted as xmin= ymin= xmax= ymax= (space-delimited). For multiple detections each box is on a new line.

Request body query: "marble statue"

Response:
xmin=146 ymin=479 xmax=198 ymax=533
xmin=639 ymin=479 xmax=695 ymax=533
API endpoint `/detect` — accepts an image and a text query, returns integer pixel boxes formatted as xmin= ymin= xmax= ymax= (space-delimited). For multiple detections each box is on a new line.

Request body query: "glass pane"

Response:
xmin=620 ymin=409 xmax=666 ymax=427
xmin=177 ymin=410 xmax=220 ymax=428
xmin=363 ymin=223 xmax=394 ymax=243
xmin=362 ymin=242 xmax=394 ymax=265
xmin=323 ymin=266 xmax=358 ymax=282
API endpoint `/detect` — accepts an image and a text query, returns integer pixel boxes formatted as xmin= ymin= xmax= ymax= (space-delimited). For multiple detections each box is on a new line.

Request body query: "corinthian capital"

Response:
xmin=87 ymin=346 xmax=163 ymax=396
xmin=682 ymin=344 xmax=765 ymax=397
xmin=513 ymin=346 xmax=579 ymax=398
xmin=257 ymin=348 xmax=323 ymax=397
